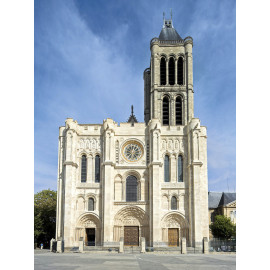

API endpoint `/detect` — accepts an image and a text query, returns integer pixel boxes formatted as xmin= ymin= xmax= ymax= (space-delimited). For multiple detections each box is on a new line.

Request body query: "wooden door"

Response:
xmin=168 ymin=228 xmax=179 ymax=247
xmin=124 ymin=226 xmax=139 ymax=246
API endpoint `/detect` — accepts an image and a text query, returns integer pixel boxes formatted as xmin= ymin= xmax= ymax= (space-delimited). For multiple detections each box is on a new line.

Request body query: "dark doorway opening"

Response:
xmin=86 ymin=228 xmax=95 ymax=246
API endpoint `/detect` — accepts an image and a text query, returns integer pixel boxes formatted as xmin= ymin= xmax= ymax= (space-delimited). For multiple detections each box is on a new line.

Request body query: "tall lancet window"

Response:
xmin=171 ymin=196 xmax=177 ymax=210
xmin=177 ymin=57 xmax=184 ymax=85
xmin=178 ymin=155 xmax=183 ymax=182
xmin=164 ymin=155 xmax=170 ymax=182
xmin=88 ymin=198 xmax=94 ymax=211
xmin=168 ymin=57 xmax=175 ymax=85
xmin=160 ymin=57 xmax=166 ymax=85
xmin=81 ymin=155 xmax=87 ymax=182
xmin=95 ymin=155 xmax=100 ymax=183
xmin=175 ymin=96 xmax=183 ymax=125
xmin=126 ymin=175 xmax=137 ymax=202
xmin=163 ymin=96 xmax=169 ymax=125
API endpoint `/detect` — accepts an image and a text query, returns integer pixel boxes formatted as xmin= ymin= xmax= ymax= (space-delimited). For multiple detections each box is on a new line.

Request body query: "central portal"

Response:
xmin=124 ymin=226 xmax=139 ymax=246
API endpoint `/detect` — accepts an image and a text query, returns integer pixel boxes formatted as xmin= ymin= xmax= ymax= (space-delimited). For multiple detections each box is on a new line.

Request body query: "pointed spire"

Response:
xmin=127 ymin=105 xmax=138 ymax=126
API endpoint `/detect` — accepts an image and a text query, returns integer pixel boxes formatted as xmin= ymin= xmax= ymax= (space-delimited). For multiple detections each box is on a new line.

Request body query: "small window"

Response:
xmin=95 ymin=155 xmax=100 ymax=183
xmin=81 ymin=155 xmax=87 ymax=182
xmin=163 ymin=96 xmax=169 ymax=125
xmin=177 ymin=57 xmax=184 ymax=85
xmin=175 ymin=96 xmax=182 ymax=125
xmin=88 ymin=198 xmax=94 ymax=211
xmin=168 ymin=57 xmax=175 ymax=85
xmin=160 ymin=57 xmax=166 ymax=85
xmin=177 ymin=155 xmax=183 ymax=182
xmin=171 ymin=196 xmax=177 ymax=210
xmin=164 ymin=155 xmax=170 ymax=182
xmin=126 ymin=175 xmax=137 ymax=202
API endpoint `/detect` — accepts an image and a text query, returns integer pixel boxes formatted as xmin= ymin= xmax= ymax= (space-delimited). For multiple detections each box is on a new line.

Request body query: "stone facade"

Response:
xmin=56 ymin=17 xmax=209 ymax=251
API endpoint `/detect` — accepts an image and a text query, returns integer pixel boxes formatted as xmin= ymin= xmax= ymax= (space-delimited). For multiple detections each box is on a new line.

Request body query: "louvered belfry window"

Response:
xmin=95 ymin=155 xmax=100 ymax=183
xmin=178 ymin=155 xmax=183 ymax=182
xmin=171 ymin=196 xmax=177 ymax=210
xmin=177 ymin=57 xmax=184 ymax=85
xmin=169 ymin=57 xmax=175 ymax=85
xmin=126 ymin=175 xmax=137 ymax=202
xmin=164 ymin=155 xmax=170 ymax=182
xmin=160 ymin=57 xmax=166 ymax=85
xmin=88 ymin=198 xmax=94 ymax=211
xmin=81 ymin=155 xmax=87 ymax=182
xmin=175 ymin=96 xmax=182 ymax=125
xmin=163 ymin=96 xmax=169 ymax=125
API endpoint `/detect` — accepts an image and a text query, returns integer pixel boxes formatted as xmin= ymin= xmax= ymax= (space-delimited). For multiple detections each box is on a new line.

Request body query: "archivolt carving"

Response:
xmin=161 ymin=212 xmax=188 ymax=228
xmin=114 ymin=206 xmax=149 ymax=226
xmin=77 ymin=213 xmax=101 ymax=228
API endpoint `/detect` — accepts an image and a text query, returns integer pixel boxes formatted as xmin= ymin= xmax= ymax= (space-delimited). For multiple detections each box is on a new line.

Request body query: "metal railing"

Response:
xmin=209 ymin=238 xmax=236 ymax=252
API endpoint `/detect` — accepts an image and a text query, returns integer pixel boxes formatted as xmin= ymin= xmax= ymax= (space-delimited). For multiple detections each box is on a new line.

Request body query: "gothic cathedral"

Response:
xmin=56 ymin=16 xmax=209 ymax=251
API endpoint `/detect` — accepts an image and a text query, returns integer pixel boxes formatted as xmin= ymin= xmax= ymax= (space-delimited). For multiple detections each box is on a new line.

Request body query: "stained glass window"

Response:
xmin=126 ymin=175 xmax=137 ymax=202
xmin=88 ymin=198 xmax=94 ymax=211
xmin=175 ymin=96 xmax=182 ymax=125
xmin=164 ymin=155 xmax=170 ymax=182
xmin=81 ymin=155 xmax=87 ymax=182
xmin=95 ymin=155 xmax=100 ymax=183
xmin=171 ymin=196 xmax=177 ymax=210
xmin=178 ymin=155 xmax=183 ymax=182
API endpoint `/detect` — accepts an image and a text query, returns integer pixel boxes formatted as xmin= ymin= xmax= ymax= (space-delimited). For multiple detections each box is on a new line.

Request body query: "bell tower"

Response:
xmin=144 ymin=13 xmax=194 ymax=126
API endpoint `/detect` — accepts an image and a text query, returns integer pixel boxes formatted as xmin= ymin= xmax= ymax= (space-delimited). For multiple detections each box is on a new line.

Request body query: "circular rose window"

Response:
xmin=122 ymin=140 xmax=144 ymax=162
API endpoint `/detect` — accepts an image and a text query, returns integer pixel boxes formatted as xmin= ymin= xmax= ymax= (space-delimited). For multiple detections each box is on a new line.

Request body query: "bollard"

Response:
xmin=79 ymin=238 xmax=84 ymax=253
xmin=50 ymin=238 xmax=55 ymax=252
xmin=181 ymin=237 xmax=186 ymax=254
xmin=119 ymin=237 xmax=124 ymax=253
xmin=57 ymin=238 xmax=64 ymax=253
xmin=141 ymin=237 xmax=146 ymax=253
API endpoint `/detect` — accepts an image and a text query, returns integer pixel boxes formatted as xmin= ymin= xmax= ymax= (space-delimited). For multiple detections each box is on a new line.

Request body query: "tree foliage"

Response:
xmin=210 ymin=215 xmax=236 ymax=239
xmin=34 ymin=189 xmax=57 ymax=248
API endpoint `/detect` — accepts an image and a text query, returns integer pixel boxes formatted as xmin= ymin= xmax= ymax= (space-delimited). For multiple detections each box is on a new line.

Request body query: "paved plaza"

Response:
xmin=34 ymin=249 xmax=236 ymax=270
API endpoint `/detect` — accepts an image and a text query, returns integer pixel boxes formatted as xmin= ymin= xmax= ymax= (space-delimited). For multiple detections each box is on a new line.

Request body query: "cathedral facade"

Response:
xmin=56 ymin=17 xmax=209 ymax=251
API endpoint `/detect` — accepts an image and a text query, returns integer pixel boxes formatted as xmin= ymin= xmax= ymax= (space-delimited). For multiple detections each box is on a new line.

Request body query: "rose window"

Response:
xmin=122 ymin=141 xmax=144 ymax=162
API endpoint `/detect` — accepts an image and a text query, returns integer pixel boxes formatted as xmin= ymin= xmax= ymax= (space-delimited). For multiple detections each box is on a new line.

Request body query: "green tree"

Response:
xmin=34 ymin=189 xmax=57 ymax=248
xmin=210 ymin=215 xmax=236 ymax=239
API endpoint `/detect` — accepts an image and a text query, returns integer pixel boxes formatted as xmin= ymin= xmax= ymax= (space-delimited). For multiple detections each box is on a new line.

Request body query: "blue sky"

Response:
xmin=34 ymin=0 xmax=236 ymax=193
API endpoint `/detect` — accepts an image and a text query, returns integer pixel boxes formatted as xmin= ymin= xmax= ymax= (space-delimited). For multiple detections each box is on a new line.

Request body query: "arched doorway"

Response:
xmin=161 ymin=212 xmax=189 ymax=247
xmin=114 ymin=206 xmax=149 ymax=246
xmin=75 ymin=213 xmax=101 ymax=246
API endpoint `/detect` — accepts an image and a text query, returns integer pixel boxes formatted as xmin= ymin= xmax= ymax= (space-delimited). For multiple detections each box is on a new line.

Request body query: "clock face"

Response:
xmin=122 ymin=140 xmax=144 ymax=162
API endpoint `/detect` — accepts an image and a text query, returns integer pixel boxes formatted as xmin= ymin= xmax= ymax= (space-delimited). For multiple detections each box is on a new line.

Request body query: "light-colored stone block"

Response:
xmin=181 ymin=237 xmax=186 ymax=254
xmin=119 ymin=237 xmax=124 ymax=253
xmin=141 ymin=237 xmax=146 ymax=253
